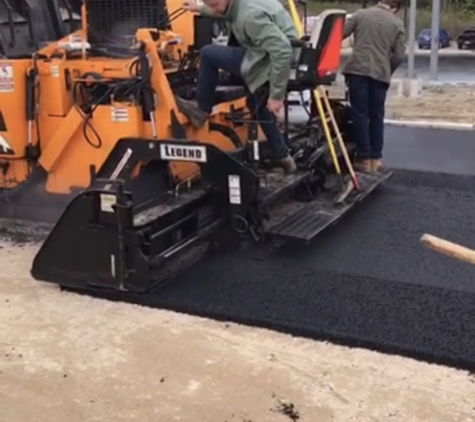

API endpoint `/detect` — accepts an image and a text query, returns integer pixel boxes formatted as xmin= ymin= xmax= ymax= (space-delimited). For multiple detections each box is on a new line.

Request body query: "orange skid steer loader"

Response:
xmin=0 ymin=0 xmax=392 ymax=295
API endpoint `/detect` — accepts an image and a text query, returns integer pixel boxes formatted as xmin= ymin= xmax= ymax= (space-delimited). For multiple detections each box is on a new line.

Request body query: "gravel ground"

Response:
xmin=1 ymin=241 xmax=475 ymax=422
xmin=386 ymin=85 xmax=475 ymax=123
xmin=328 ymin=83 xmax=475 ymax=124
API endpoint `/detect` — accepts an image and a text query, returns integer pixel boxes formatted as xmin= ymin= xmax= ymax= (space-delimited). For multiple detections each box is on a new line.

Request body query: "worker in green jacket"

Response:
xmin=178 ymin=0 xmax=298 ymax=173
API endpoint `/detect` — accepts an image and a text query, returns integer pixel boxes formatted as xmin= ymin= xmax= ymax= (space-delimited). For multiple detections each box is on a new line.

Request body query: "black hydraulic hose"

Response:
xmin=137 ymin=47 xmax=155 ymax=116
xmin=25 ymin=69 xmax=36 ymax=122
xmin=161 ymin=7 xmax=187 ymax=26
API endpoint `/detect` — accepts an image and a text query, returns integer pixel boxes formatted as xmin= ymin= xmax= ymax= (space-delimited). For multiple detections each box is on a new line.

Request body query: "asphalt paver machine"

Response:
xmin=0 ymin=0 xmax=392 ymax=294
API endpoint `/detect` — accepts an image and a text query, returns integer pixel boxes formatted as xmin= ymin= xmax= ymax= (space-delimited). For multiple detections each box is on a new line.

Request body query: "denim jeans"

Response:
xmin=345 ymin=74 xmax=389 ymax=160
xmin=196 ymin=44 xmax=288 ymax=159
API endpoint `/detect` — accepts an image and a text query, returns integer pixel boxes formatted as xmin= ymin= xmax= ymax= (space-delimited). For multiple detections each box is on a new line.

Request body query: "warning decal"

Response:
xmin=228 ymin=174 xmax=241 ymax=205
xmin=111 ymin=107 xmax=129 ymax=122
xmin=0 ymin=134 xmax=14 ymax=155
xmin=0 ymin=62 xmax=13 ymax=93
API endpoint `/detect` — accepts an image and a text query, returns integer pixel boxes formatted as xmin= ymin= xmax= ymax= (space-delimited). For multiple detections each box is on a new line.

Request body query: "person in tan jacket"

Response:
xmin=342 ymin=0 xmax=406 ymax=173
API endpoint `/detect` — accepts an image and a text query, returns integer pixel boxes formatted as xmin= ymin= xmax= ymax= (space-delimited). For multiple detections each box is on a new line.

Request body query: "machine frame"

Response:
xmin=0 ymin=0 xmax=393 ymax=295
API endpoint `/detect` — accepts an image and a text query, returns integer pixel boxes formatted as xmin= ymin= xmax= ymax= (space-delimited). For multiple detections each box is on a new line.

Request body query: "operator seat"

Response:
xmin=288 ymin=9 xmax=346 ymax=89
xmin=194 ymin=9 xmax=346 ymax=107
xmin=278 ymin=9 xmax=346 ymax=124
xmin=211 ymin=9 xmax=346 ymax=108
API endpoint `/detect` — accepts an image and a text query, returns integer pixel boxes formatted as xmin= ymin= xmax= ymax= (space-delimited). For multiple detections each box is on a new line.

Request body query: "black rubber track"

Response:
xmin=70 ymin=126 xmax=475 ymax=372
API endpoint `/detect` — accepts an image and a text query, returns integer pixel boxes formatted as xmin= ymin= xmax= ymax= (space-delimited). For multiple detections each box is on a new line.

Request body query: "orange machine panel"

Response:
xmin=41 ymin=104 xmax=144 ymax=193
xmin=0 ymin=59 xmax=36 ymax=188
xmin=0 ymin=60 xmax=33 ymax=158
xmin=37 ymin=59 xmax=74 ymax=117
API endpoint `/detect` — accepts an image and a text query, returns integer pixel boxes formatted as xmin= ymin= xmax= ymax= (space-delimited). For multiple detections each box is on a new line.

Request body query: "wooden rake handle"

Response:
xmin=420 ymin=233 xmax=475 ymax=266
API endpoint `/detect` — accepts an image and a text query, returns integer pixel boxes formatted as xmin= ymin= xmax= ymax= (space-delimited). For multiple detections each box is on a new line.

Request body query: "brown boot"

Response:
xmin=175 ymin=97 xmax=210 ymax=128
xmin=278 ymin=154 xmax=297 ymax=174
xmin=371 ymin=159 xmax=383 ymax=173
xmin=353 ymin=158 xmax=371 ymax=173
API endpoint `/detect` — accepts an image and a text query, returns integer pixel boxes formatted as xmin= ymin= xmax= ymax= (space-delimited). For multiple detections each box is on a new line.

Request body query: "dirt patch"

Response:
xmin=1 ymin=241 xmax=475 ymax=422
xmin=328 ymin=83 xmax=475 ymax=123
xmin=386 ymin=85 xmax=475 ymax=123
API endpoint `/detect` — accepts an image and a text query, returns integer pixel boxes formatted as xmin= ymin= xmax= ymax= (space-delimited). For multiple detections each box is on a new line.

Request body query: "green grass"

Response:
xmin=305 ymin=1 xmax=475 ymax=38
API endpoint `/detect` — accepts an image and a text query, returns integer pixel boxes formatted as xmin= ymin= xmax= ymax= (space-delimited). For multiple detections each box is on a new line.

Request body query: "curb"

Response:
xmin=341 ymin=48 xmax=475 ymax=58
xmin=418 ymin=80 xmax=475 ymax=87
xmin=384 ymin=119 xmax=475 ymax=130
xmin=389 ymin=79 xmax=475 ymax=87
xmin=335 ymin=76 xmax=475 ymax=88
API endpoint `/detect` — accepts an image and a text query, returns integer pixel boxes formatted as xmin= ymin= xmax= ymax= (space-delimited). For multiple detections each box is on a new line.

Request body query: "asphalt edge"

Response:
xmin=341 ymin=47 xmax=475 ymax=58
xmin=63 ymin=282 xmax=475 ymax=375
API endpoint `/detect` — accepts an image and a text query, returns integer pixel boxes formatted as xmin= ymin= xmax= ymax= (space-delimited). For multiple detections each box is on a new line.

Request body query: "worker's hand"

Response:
xmin=182 ymin=0 xmax=200 ymax=12
xmin=267 ymin=98 xmax=284 ymax=116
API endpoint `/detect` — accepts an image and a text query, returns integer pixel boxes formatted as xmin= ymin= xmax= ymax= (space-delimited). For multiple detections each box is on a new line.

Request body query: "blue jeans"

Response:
xmin=196 ymin=44 xmax=288 ymax=159
xmin=345 ymin=74 xmax=389 ymax=160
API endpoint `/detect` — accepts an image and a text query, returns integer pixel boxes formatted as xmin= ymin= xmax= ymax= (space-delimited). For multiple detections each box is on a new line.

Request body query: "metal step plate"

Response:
xmin=351 ymin=169 xmax=393 ymax=203
xmin=266 ymin=169 xmax=393 ymax=243
xmin=266 ymin=205 xmax=339 ymax=243
xmin=259 ymin=169 xmax=311 ymax=204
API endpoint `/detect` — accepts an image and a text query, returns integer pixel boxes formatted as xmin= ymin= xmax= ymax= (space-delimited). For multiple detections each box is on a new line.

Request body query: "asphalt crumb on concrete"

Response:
xmin=120 ymin=169 xmax=475 ymax=372
xmin=272 ymin=393 xmax=301 ymax=421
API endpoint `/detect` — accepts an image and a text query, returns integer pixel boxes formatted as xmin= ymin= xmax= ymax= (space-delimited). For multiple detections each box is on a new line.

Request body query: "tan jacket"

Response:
xmin=342 ymin=4 xmax=406 ymax=84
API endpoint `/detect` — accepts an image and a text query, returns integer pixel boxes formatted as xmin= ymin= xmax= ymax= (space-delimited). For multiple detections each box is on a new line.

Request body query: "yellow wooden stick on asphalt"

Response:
xmin=421 ymin=234 xmax=475 ymax=267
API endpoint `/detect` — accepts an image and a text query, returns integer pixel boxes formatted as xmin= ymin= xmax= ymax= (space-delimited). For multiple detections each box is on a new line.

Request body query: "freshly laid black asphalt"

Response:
xmin=149 ymin=126 xmax=475 ymax=371
xmin=146 ymin=168 xmax=475 ymax=370
xmin=46 ymin=126 xmax=475 ymax=371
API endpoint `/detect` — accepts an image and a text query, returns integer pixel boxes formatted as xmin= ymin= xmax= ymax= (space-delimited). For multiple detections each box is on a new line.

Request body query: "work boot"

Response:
xmin=353 ymin=158 xmax=371 ymax=173
xmin=175 ymin=97 xmax=209 ymax=128
xmin=371 ymin=159 xmax=383 ymax=173
xmin=278 ymin=154 xmax=297 ymax=174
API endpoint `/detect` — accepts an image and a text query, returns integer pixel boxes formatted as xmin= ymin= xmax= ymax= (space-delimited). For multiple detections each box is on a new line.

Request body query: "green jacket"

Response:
xmin=199 ymin=0 xmax=298 ymax=100
xmin=342 ymin=4 xmax=406 ymax=84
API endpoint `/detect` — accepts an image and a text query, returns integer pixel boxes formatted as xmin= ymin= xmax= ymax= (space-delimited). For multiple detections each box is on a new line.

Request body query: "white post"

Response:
xmin=407 ymin=0 xmax=417 ymax=78
xmin=429 ymin=0 xmax=441 ymax=80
